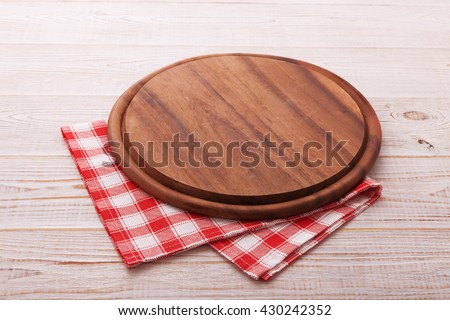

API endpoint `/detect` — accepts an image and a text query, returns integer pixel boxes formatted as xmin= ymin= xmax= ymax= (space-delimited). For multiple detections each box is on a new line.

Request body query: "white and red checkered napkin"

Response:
xmin=61 ymin=120 xmax=382 ymax=280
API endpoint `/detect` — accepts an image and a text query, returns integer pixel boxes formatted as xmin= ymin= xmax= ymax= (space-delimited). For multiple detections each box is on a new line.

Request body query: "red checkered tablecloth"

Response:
xmin=61 ymin=120 xmax=382 ymax=280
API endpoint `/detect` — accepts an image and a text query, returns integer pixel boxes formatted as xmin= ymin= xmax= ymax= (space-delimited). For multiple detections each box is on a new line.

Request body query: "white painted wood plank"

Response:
xmin=15 ymin=0 xmax=450 ymax=5
xmin=1 ymin=229 xmax=449 ymax=299
xmin=0 ymin=45 xmax=448 ymax=98
xmin=0 ymin=2 xmax=449 ymax=48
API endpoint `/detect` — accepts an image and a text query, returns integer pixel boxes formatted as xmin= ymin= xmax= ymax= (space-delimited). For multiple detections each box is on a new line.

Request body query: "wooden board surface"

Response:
xmin=1 ymin=0 xmax=450 ymax=299
xmin=109 ymin=53 xmax=381 ymax=219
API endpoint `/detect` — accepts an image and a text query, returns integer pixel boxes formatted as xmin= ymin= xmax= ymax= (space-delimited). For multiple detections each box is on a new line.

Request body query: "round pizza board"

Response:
xmin=108 ymin=53 xmax=381 ymax=220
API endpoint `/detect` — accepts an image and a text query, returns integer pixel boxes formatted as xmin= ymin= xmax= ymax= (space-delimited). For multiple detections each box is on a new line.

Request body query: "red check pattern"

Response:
xmin=61 ymin=120 xmax=382 ymax=280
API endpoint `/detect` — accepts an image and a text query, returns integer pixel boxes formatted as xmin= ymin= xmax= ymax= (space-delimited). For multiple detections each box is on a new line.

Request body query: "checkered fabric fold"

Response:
xmin=61 ymin=120 xmax=382 ymax=280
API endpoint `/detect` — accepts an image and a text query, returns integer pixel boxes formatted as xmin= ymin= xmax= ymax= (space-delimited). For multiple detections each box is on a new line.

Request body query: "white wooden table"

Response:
xmin=1 ymin=0 xmax=449 ymax=299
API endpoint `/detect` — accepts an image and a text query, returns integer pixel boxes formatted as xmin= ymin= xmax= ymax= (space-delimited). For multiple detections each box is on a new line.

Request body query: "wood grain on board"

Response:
xmin=0 ymin=0 xmax=449 ymax=299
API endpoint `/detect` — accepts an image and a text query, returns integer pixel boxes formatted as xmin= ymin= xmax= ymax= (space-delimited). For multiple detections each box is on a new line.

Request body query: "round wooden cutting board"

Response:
xmin=108 ymin=53 xmax=381 ymax=220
